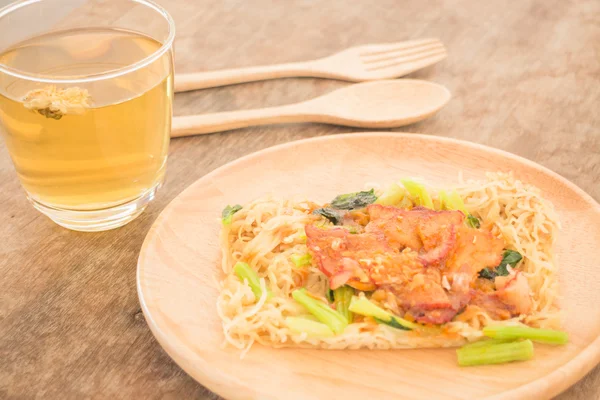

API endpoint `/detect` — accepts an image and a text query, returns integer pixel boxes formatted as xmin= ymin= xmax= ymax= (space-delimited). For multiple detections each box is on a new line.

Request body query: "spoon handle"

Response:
xmin=174 ymin=61 xmax=318 ymax=92
xmin=171 ymin=103 xmax=314 ymax=137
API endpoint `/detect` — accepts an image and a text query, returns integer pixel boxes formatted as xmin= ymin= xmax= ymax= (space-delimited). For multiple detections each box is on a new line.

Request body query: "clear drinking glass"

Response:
xmin=0 ymin=0 xmax=175 ymax=231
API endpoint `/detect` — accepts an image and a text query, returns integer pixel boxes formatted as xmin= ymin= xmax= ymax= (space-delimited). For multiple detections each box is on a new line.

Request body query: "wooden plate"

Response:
xmin=137 ymin=133 xmax=600 ymax=400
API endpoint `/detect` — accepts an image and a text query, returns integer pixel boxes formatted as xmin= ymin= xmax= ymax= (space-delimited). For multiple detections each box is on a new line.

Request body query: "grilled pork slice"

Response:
xmin=304 ymin=224 xmax=388 ymax=291
xmin=306 ymin=205 xmax=506 ymax=324
xmin=445 ymin=226 xmax=504 ymax=281
xmin=469 ymin=271 xmax=533 ymax=320
xmin=366 ymin=204 xmax=464 ymax=265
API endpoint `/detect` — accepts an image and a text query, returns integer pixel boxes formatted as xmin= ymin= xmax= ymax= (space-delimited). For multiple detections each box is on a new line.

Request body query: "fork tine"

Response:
xmin=361 ymin=42 xmax=446 ymax=64
xmin=365 ymin=49 xmax=447 ymax=72
xmin=360 ymin=38 xmax=442 ymax=56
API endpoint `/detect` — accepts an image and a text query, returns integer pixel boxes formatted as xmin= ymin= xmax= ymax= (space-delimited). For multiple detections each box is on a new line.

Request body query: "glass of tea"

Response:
xmin=0 ymin=0 xmax=175 ymax=231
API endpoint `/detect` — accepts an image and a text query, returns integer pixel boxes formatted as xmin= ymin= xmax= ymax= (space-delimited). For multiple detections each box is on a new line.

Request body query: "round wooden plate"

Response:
xmin=137 ymin=133 xmax=600 ymax=400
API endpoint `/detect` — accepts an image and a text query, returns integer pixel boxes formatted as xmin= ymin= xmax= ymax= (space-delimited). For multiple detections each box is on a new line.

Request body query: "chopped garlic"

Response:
xmin=331 ymin=238 xmax=342 ymax=250
xmin=441 ymin=275 xmax=451 ymax=290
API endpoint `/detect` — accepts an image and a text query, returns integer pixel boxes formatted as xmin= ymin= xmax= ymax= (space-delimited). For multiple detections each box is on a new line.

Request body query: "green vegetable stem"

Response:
xmin=483 ymin=325 xmax=568 ymax=345
xmin=285 ymin=317 xmax=335 ymax=337
xmin=292 ymin=289 xmax=348 ymax=334
xmin=291 ymin=254 xmax=312 ymax=267
xmin=400 ymin=179 xmax=434 ymax=209
xmin=460 ymin=338 xmax=512 ymax=349
xmin=444 ymin=190 xmax=468 ymax=214
xmin=439 ymin=190 xmax=480 ymax=228
xmin=334 ymin=286 xmax=354 ymax=323
xmin=348 ymin=296 xmax=417 ymax=330
xmin=375 ymin=183 xmax=405 ymax=206
xmin=234 ymin=262 xmax=271 ymax=300
xmin=457 ymin=339 xmax=534 ymax=367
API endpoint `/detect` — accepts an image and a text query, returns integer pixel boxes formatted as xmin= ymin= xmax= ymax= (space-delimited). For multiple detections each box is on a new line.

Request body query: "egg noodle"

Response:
xmin=217 ymin=172 xmax=560 ymax=356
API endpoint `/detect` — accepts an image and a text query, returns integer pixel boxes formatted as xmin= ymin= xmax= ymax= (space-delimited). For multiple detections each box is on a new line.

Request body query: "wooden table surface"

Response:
xmin=1 ymin=0 xmax=599 ymax=398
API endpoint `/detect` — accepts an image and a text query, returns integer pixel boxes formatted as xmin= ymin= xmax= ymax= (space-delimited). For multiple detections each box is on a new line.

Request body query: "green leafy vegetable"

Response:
xmin=457 ymin=339 xmax=534 ymax=367
xmin=234 ymin=262 xmax=271 ymax=300
xmin=466 ymin=214 xmax=481 ymax=228
xmin=496 ymin=263 xmax=511 ymax=277
xmin=312 ymin=207 xmax=344 ymax=225
xmin=500 ymin=249 xmax=523 ymax=266
xmin=375 ymin=183 xmax=405 ymax=206
xmin=291 ymin=254 xmax=312 ymax=267
xmin=478 ymin=268 xmax=496 ymax=280
xmin=348 ymin=296 xmax=417 ymax=330
xmin=400 ymin=179 xmax=434 ymax=209
xmin=483 ymin=325 xmax=569 ymax=345
xmin=292 ymin=289 xmax=348 ymax=334
xmin=334 ymin=286 xmax=354 ymax=323
xmin=285 ymin=317 xmax=335 ymax=337
xmin=479 ymin=250 xmax=523 ymax=280
xmin=330 ymin=189 xmax=377 ymax=210
xmin=222 ymin=204 xmax=242 ymax=225
xmin=326 ymin=288 xmax=334 ymax=303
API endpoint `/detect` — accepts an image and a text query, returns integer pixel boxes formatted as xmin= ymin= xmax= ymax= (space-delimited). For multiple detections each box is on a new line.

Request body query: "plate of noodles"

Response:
xmin=137 ymin=133 xmax=600 ymax=400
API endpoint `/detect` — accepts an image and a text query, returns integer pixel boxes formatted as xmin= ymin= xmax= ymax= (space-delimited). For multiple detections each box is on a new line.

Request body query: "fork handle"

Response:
xmin=171 ymin=103 xmax=314 ymax=137
xmin=174 ymin=61 xmax=320 ymax=92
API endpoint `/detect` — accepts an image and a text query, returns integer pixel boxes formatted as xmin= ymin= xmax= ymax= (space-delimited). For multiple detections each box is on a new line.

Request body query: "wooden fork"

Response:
xmin=175 ymin=38 xmax=447 ymax=92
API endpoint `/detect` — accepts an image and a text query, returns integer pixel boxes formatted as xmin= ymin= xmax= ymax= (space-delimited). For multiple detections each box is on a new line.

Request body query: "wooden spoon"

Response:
xmin=171 ymin=80 xmax=450 ymax=137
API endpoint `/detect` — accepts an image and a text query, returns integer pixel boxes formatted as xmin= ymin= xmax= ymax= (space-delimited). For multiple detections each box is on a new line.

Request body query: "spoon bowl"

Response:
xmin=307 ymin=80 xmax=451 ymax=127
xmin=171 ymin=79 xmax=451 ymax=137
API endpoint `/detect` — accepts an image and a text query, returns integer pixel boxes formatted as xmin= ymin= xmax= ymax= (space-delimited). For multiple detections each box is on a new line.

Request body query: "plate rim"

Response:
xmin=137 ymin=132 xmax=600 ymax=400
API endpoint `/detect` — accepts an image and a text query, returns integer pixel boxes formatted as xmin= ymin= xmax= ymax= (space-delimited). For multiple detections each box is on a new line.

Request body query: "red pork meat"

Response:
xmin=305 ymin=204 xmax=507 ymax=324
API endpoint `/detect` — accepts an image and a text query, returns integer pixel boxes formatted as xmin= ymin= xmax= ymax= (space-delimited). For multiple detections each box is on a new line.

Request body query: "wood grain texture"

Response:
xmin=0 ymin=0 xmax=599 ymax=399
xmin=138 ymin=133 xmax=600 ymax=400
